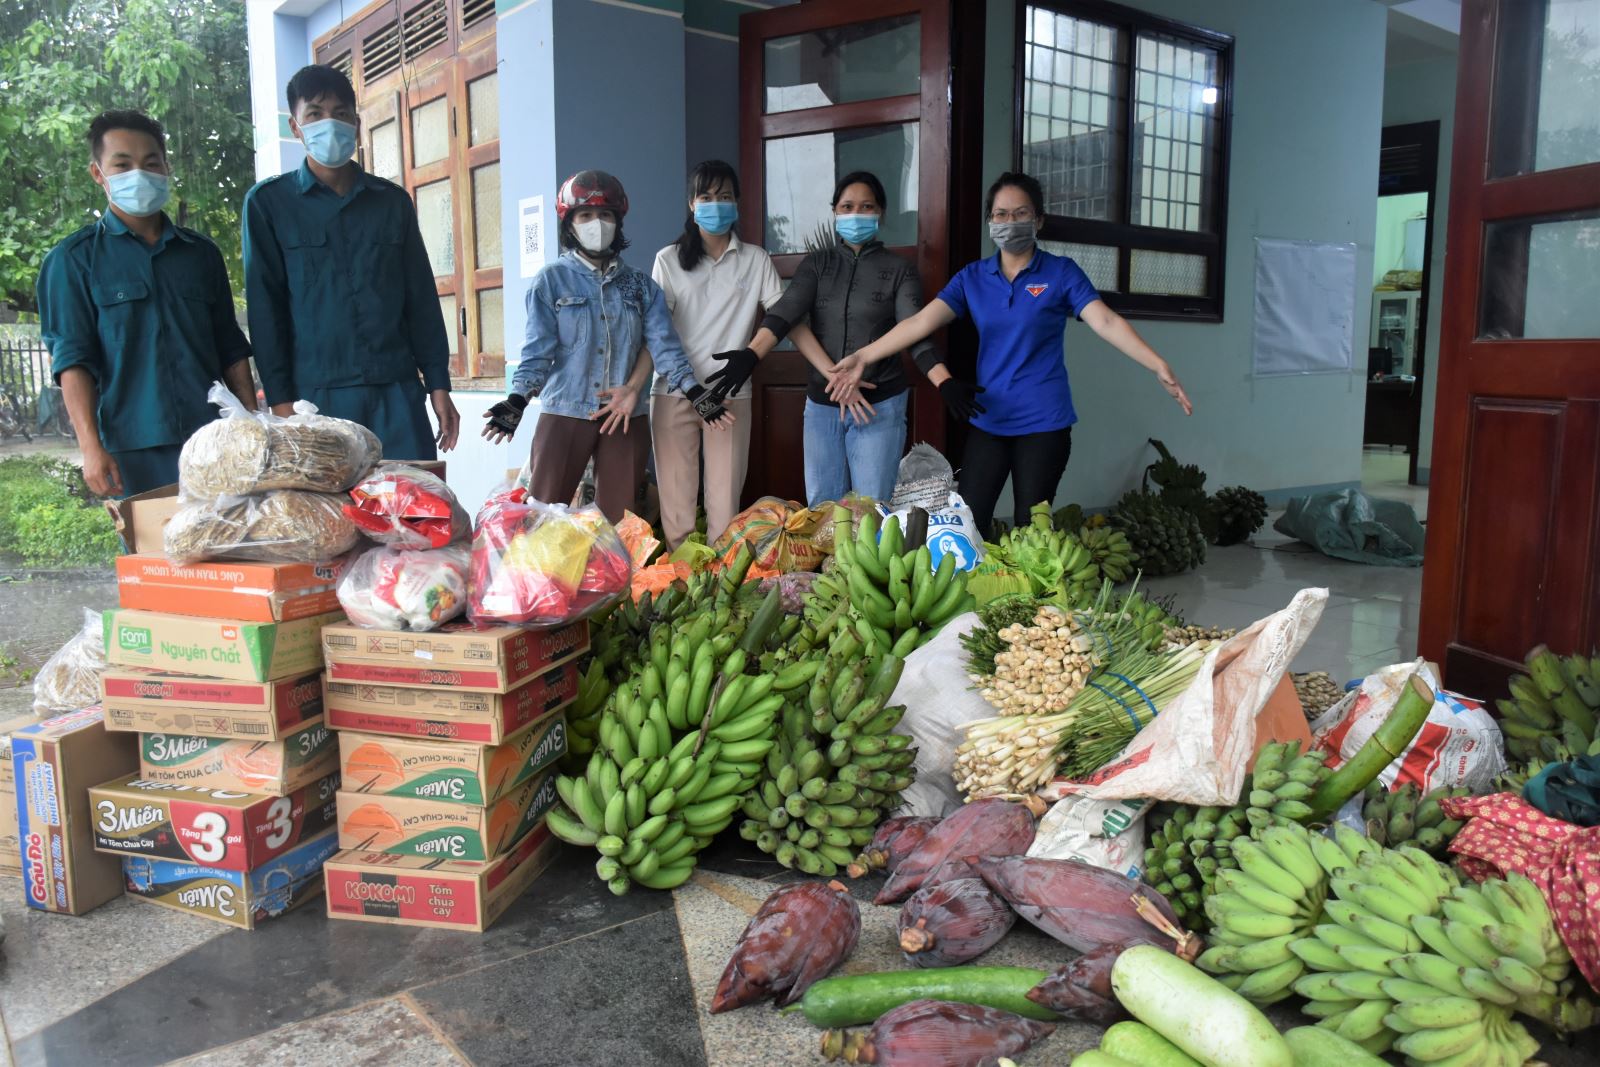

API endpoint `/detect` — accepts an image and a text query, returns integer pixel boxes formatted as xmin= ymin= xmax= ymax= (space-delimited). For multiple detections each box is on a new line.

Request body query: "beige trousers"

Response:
xmin=650 ymin=394 xmax=752 ymax=548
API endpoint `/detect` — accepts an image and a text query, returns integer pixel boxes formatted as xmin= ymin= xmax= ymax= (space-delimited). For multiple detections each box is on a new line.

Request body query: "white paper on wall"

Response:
xmin=519 ymin=195 xmax=545 ymax=280
xmin=1252 ymin=237 xmax=1357 ymax=377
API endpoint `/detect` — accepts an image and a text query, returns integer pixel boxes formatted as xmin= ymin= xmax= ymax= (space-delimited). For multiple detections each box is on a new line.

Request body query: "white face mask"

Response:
xmin=575 ymin=218 xmax=617 ymax=255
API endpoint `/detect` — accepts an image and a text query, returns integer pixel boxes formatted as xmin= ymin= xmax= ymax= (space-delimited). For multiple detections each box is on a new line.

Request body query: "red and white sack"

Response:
xmin=1311 ymin=659 xmax=1506 ymax=794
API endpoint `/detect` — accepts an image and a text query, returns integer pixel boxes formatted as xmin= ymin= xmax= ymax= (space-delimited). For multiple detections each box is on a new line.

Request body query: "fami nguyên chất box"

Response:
xmin=138 ymin=717 xmax=336 ymax=796
xmin=87 ymin=772 xmax=339 ymax=872
xmin=321 ymin=621 xmax=587 ymax=693
xmin=339 ymin=713 xmax=565 ymax=805
xmin=11 ymin=709 xmax=139 ymax=914
xmin=323 ymin=822 xmax=557 ymax=932
xmin=334 ymin=769 xmax=557 ymax=861
xmin=322 ymin=664 xmax=577 ymax=744
xmin=122 ymin=826 xmax=338 ymax=929
xmin=104 ymin=609 xmax=343 ymax=683
xmin=100 ymin=668 xmax=324 ymax=741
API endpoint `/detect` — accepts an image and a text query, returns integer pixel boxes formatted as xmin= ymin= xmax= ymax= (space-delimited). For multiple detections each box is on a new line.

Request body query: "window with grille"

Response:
xmin=1018 ymin=0 xmax=1232 ymax=319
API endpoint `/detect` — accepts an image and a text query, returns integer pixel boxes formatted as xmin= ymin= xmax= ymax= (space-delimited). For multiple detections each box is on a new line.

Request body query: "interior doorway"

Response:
xmin=1364 ymin=120 xmax=1440 ymax=487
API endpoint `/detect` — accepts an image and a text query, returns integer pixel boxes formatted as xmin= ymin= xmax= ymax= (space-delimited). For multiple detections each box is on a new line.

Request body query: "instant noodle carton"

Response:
xmin=11 ymin=709 xmax=140 ymax=914
xmin=103 ymin=609 xmax=343 ymax=683
xmin=138 ymin=717 xmax=336 ymax=796
xmin=122 ymin=826 xmax=338 ymax=929
xmin=339 ymin=713 xmax=565 ymax=805
xmin=321 ymin=620 xmax=587 ymax=693
xmin=1 ymin=712 xmax=36 ymax=876
xmin=334 ymin=768 xmax=557 ymax=861
xmin=322 ymin=663 xmax=578 ymax=744
xmin=114 ymin=555 xmax=352 ymax=622
xmin=101 ymin=668 xmax=324 ymax=741
xmin=323 ymin=822 xmax=557 ymax=931
xmin=87 ymin=772 xmax=339 ymax=872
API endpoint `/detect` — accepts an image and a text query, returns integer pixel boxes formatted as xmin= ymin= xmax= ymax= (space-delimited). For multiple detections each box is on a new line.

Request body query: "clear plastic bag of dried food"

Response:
xmin=469 ymin=490 xmax=633 ymax=626
xmin=32 ymin=608 xmax=109 ymax=717
xmin=178 ymin=382 xmax=383 ymax=499
xmin=164 ymin=490 xmax=364 ymax=565
xmin=337 ymin=544 xmax=470 ymax=631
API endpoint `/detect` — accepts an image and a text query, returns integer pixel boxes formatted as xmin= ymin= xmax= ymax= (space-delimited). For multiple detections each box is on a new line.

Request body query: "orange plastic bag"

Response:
xmin=631 ymin=559 xmax=690 ymax=601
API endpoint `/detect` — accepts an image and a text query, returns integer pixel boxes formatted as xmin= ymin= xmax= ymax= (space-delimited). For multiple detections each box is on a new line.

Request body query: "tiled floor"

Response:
xmin=4 ymin=465 xmax=1586 ymax=1067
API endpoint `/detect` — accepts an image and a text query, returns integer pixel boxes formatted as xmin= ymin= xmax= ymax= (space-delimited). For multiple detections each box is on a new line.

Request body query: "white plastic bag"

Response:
xmin=878 ymin=493 xmax=985 ymax=572
xmin=889 ymin=611 xmax=987 ymax=817
xmin=1045 ymin=588 xmax=1328 ymax=806
xmin=1026 ymin=794 xmax=1149 ymax=880
xmin=338 ymin=544 xmax=470 ymax=631
xmin=32 ymin=608 xmax=108 ymax=717
xmin=1311 ymin=660 xmax=1506 ymax=794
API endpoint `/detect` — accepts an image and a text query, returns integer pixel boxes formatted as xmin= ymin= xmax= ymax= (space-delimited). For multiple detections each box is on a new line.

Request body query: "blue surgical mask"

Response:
xmin=835 ymin=213 xmax=880 ymax=245
xmin=300 ymin=118 xmax=358 ymax=168
xmin=104 ymin=169 xmax=170 ymax=217
xmin=693 ymin=201 xmax=738 ymax=235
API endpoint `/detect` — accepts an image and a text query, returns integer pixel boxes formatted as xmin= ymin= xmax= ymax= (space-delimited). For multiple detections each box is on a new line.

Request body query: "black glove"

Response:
xmin=685 ymin=384 xmax=727 ymax=425
xmin=705 ymin=347 xmax=759 ymax=399
xmin=938 ymin=379 xmax=987 ymax=422
xmin=485 ymin=393 xmax=528 ymax=436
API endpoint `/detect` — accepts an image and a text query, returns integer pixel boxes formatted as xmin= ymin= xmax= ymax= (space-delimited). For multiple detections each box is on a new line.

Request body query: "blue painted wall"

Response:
xmin=685 ymin=32 xmax=740 ymax=175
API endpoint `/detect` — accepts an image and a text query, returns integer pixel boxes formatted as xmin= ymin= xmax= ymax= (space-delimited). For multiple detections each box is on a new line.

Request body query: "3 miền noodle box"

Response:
xmin=138 ymin=717 xmax=336 ymax=796
xmin=121 ymin=826 xmax=338 ymax=929
xmin=322 ymin=664 xmax=577 ymax=744
xmin=339 ymin=713 xmax=565 ymax=805
xmin=334 ymin=769 xmax=557 ymax=861
xmin=321 ymin=621 xmax=587 ymax=693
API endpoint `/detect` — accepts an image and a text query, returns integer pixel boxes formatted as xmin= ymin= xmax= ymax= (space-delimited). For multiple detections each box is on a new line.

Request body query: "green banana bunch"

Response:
xmin=1079 ymin=522 xmax=1138 ymax=584
xmin=1115 ymin=589 xmax=1179 ymax=652
xmin=1197 ymin=821 xmax=1331 ymax=1006
xmin=737 ymin=630 xmax=917 ymax=877
xmin=1142 ymin=740 xmax=1331 ymax=930
xmin=1279 ymin=826 xmax=1596 ymax=1060
xmin=542 ymin=583 xmax=789 ymax=894
xmin=1498 ymin=646 xmax=1600 ymax=764
xmin=1361 ymin=780 xmax=1469 ymax=857
xmin=830 ymin=509 xmax=975 ymax=657
xmin=560 ymin=658 xmax=614 ymax=768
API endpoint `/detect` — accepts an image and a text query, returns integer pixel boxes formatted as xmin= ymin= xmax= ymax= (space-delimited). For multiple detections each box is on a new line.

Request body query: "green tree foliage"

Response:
xmin=0 ymin=0 xmax=253 ymax=312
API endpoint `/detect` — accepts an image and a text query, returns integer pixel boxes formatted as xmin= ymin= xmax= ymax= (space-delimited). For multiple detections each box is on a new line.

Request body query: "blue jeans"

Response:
xmin=803 ymin=391 xmax=908 ymax=506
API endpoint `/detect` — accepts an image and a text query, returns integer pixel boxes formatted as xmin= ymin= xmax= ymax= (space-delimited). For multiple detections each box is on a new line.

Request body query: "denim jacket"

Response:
xmin=513 ymin=252 xmax=696 ymax=418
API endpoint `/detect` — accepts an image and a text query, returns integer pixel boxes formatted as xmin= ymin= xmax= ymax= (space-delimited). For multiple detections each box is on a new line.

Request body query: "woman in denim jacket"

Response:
xmin=483 ymin=170 xmax=730 ymax=521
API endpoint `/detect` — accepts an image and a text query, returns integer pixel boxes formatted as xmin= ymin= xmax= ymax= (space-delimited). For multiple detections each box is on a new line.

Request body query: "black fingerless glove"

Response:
xmin=486 ymin=393 xmax=528 ymax=436
xmin=685 ymin=385 xmax=727 ymax=425
xmin=705 ymin=347 xmax=759 ymax=398
xmin=938 ymin=379 xmax=987 ymax=422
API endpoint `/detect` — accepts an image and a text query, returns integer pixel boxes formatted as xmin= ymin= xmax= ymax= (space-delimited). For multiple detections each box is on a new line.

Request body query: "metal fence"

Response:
xmin=0 ymin=338 xmax=74 ymax=440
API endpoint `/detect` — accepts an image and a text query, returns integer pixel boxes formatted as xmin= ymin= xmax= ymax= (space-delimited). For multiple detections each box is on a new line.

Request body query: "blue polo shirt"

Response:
xmin=936 ymin=249 xmax=1100 ymax=436
xmin=242 ymin=160 xmax=450 ymax=408
xmin=37 ymin=213 xmax=251 ymax=453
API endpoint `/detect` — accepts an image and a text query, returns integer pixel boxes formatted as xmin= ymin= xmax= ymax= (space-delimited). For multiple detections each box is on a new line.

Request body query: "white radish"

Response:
xmin=1109 ymin=945 xmax=1293 ymax=1067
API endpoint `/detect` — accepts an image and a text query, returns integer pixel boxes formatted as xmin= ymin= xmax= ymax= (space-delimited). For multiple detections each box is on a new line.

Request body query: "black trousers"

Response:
xmin=956 ymin=424 xmax=1073 ymax=539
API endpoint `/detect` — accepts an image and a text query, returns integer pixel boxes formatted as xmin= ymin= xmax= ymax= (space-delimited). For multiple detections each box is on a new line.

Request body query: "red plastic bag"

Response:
xmin=344 ymin=463 xmax=470 ymax=549
xmin=468 ymin=490 xmax=633 ymax=626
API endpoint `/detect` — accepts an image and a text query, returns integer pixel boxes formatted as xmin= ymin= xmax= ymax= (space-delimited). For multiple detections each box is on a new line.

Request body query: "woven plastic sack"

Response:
xmin=179 ymin=382 xmax=382 ymax=499
xmin=889 ymin=443 xmax=957 ymax=511
xmin=338 ymin=544 xmax=470 ymax=631
xmin=469 ymin=490 xmax=632 ymax=626
xmin=32 ymin=608 xmax=108 ymax=717
xmin=710 ymin=497 xmax=797 ymax=572
xmin=1027 ymin=794 xmax=1149 ymax=880
xmin=344 ymin=464 xmax=469 ymax=549
xmin=1046 ymin=588 xmax=1328 ymax=806
xmin=164 ymin=490 xmax=362 ymax=565
xmin=878 ymin=493 xmax=985 ymax=572
xmin=888 ymin=611 xmax=988 ymax=817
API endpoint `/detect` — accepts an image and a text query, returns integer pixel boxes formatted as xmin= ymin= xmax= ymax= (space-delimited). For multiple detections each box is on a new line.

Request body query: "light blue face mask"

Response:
xmin=693 ymin=201 xmax=739 ymax=235
xmin=299 ymin=118 xmax=358 ymax=168
xmin=835 ymin=213 xmax=880 ymax=245
xmin=104 ymin=169 xmax=170 ymax=217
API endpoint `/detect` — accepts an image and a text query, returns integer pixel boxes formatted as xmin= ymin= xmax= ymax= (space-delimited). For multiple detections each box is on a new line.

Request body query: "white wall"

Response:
xmin=1382 ymin=53 xmax=1457 ymax=481
xmin=1374 ymin=192 xmax=1429 ymax=287
xmin=982 ymin=0 xmax=1387 ymax=510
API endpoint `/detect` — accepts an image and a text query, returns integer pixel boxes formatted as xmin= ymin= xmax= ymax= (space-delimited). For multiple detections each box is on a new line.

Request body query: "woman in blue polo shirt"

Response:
xmin=827 ymin=171 xmax=1192 ymax=536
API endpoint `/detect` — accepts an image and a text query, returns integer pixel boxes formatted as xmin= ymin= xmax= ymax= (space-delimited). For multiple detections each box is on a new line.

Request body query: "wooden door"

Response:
xmin=738 ymin=0 xmax=958 ymax=506
xmin=1419 ymin=0 xmax=1600 ymax=697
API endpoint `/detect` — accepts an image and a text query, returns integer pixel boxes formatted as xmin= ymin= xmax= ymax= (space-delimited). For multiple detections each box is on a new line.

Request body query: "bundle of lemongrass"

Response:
xmin=955 ymin=591 xmax=1208 ymax=800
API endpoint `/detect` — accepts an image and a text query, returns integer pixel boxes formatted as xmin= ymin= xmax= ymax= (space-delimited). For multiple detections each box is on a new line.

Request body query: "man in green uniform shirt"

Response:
xmin=37 ymin=110 xmax=257 ymax=498
xmin=242 ymin=64 xmax=459 ymax=460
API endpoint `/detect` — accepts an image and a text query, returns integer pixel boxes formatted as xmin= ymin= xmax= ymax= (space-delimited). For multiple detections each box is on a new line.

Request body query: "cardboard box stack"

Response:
xmin=320 ymin=620 xmax=586 ymax=931
xmin=89 ymin=556 xmax=347 ymax=928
